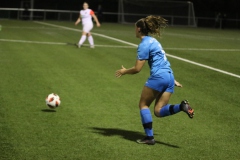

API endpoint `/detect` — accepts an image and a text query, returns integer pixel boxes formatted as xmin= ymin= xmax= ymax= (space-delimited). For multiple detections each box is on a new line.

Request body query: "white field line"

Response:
xmin=0 ymin=39 xmax=135 ymax=48
xmin=164 ymin=48 xmax=240 ymax=52
xmin=0 ymin=39 xmax=66 ymax=45
xmin=34 ymin=21 xmax=138 ymax=47
xmin=166 ymin=54 xmax=240 ymax=78
xmin=6 ymin=25 xmax=240 ymax=41
xmin=9 ymin=21 xmax=240 ymax=79
xmin=3 ymin=26 xmax=65 ymax=30
xmin=2 ymin=38 xmax=240 ymax=51
xmin=165 ymin=33 xmax=240 ymax=41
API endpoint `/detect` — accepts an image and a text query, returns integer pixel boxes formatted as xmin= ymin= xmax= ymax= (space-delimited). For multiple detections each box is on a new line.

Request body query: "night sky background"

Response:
xmin=1 ymin=0 xmax=240 ymax=19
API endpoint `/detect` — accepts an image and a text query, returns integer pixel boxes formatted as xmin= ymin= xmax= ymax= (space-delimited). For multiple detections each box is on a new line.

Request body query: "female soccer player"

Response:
xmin=75 ymin=2 xmax=101 ymax=48
xmin=115 ymin=15 xmax=194 ymax=145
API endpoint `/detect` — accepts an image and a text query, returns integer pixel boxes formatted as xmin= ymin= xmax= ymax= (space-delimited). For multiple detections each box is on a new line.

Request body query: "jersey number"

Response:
xmin=158 ymin=44 xmax=167 ymax=61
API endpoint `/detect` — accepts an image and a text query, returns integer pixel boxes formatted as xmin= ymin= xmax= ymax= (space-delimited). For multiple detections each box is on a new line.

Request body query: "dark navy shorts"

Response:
xmin=145 ymin=72 xmax=175 ymax=93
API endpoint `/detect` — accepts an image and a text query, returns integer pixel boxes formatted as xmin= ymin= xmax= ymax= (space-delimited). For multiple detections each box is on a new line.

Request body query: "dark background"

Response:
xmin=1 ymin=0 xmax=240 ymax=28
xmin=1 ymin=0 xmax=239 ymax=19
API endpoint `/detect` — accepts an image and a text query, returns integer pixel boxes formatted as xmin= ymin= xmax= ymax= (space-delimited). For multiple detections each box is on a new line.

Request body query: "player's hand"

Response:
xmin=174 ymin=80 xmax=182 ymax=87
xmin=75 ymin=21 xmax=80 ymax=26
xmin=75 ymin=19 xmax=81 ymax=26
xmin=96 ymin=23 xmax=101 ymax=27
xmin=115 ymin=65 xmax=126 ymax=78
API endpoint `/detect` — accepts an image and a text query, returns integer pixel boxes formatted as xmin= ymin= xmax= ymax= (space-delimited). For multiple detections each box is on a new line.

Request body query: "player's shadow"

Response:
xmin=66 ymin=43 xmax=90 ymax=48
xmin=91 ymin=127 xmax=180 ymax=148
xmin=66 ymin=42 xmax=76 ymax=46
xmin=41 ymin=109 xmax=56 ymax=112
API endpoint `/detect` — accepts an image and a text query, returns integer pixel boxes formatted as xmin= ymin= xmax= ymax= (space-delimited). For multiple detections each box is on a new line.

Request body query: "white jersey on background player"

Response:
xmin=75 ymin=2 xmax=100 ymax=48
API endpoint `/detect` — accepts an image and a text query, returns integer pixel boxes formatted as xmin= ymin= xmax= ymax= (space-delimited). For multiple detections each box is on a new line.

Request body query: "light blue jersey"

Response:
xmin=137 ymin=36 xmax=174 ymax=93
xmin=137 ymin=36 xmax=172 ymax=77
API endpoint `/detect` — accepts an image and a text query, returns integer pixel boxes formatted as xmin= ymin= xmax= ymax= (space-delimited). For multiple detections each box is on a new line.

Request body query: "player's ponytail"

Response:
xmin=136 ymin=15 xmax=167 ymax=36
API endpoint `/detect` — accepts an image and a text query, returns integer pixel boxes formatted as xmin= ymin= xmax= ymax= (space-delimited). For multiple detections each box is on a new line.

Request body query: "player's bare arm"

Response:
xmin=92 ymin=14 xmax=101 ymax=27
xmin=75 ymin=16 xmax=81 ymax=25
xmin=115 ymin=60 xmax=146 ymax=78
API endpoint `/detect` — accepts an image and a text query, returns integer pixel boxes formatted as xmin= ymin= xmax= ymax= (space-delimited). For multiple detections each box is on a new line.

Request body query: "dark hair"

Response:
xmin=83 ymin=2 xmax=89 ymax=6
xmin=135 ymin=15 xmax=167 ymax=36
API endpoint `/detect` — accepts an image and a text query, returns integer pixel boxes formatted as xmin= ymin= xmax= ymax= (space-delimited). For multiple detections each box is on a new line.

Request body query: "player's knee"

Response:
xmin=138 ymin=104 xmax=144 ymax=110
xmin=154 ymin=106 xmax=162 ymax=117
xmin=154 ymin=110 xmax=160 ymax=117
xmin=138 ymin=103 xmax=148 ymax=110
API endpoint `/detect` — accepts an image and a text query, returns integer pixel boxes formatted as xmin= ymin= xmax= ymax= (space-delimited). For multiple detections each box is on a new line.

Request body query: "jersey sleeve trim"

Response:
xmin=90 ymin=10 xmax=94 ymax=15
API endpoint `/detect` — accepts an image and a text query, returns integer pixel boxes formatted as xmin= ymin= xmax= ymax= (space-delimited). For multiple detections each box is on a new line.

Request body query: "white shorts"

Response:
xmin=82 ymin=23 xmax=93 ymax=33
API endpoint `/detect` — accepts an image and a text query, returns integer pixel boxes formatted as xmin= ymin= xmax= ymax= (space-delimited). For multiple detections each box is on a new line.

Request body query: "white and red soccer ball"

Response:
xmin=45 ymin=93 xmax=61 ymax=109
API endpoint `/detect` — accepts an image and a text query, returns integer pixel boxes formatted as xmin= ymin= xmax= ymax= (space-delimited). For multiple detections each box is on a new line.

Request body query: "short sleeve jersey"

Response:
xmin=137 ymin=36 xmax=172 ymax=77
xmin=80 ymin=9 xmax=94 ymax=25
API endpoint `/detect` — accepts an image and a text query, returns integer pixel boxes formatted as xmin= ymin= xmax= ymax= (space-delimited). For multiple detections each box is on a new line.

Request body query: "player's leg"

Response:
xmin=77 ymin=23 xmax=93 ymax=48
xmin=154 ymin=91 xmax=181 ymax=117
xmin=154 ymin=93 xmax=194 ymax=118
xmin=85 ymin=23 xmax=94 ymax=48
xmin=77 ymin=31 xmax=87 ymax=48
xmin=137 ymin=86 xmax=159 ymax=145
xmin=154 ymin=73 xmax=194 ymax=118
xmin=87 ymin=32 xmax=94 ymax=48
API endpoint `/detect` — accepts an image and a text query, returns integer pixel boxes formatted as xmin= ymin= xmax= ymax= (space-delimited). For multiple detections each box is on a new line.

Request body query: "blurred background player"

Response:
xmin=97 ymin=4 xmax=103 ymax=24
xmin=115 ymin=15 xmax=194 ymax=145
xmin=75 ymin=2 xmax=100 ymax=48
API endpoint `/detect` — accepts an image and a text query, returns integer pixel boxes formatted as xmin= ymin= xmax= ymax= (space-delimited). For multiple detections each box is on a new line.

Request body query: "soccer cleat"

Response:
xmin=180 ymin=100 xmax=194 ymax=118
xmin=90 ymin=45 xmax=95 ymax=48
xmin=136 ymin=137 xmax=155 ymax=145
xmin=77 ymin=43 xmax=81 ymax=48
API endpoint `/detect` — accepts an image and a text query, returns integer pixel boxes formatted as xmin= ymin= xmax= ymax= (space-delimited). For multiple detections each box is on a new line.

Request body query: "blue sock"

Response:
xmin=140 ymin=108 xmax=153 ymax=138
xmin=159 ymin=104 xmax=181 ymax=117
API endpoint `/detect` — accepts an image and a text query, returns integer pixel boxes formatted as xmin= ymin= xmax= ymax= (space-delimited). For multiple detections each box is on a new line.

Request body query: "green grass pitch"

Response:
xmin=0 ymin=19 xmax=240 ymax=160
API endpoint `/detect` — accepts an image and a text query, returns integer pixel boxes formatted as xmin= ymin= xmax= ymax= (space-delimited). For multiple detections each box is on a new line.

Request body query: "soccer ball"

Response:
xmin=45 ymin=93 xmax=61 ymax=109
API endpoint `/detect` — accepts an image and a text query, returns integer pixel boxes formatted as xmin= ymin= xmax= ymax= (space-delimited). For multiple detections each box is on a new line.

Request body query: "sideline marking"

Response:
xmin=165 ymin=33 xmax=240 ymax=41
xmin=166 ymin=54 xmax=240 ymax=78
xmin=11 ymin=21 xmax=240 ymax=79
xmin=2 ymin=38 xmax=240 ymax=51
xmin=0 ymin=39 xmax=66 ymax=45
xmin=0 ymin=39 xmax=135 ymax=48
xmin=164 ymin=48 xmax=240 ymax=52
xmin=3 ymin=26 xmax=65 ymax=30
xmin=34 ymin=21 xmax=137 ymax=47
